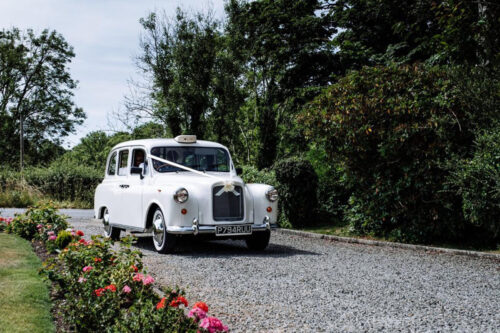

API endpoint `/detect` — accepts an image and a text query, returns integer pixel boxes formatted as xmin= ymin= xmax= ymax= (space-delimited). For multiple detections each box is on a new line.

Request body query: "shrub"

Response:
xmin=300 ymin=64 xmax=498 ymax=243
xmin=274 ymin=157 xmax=318 ymax=228
xmin=0 ymin=216 xmax=13 ymax=232
xmin=42 ymin=236 xmax=227 ymax=332
xmin=25 ymin=162 xmax=103 ymax=206
xmin=239 ymin=165 xmax=277 ymax=186
xmin=449 ymin=128 xmax=500 ymax=244
xmin=6 ymin=202 xmax=69 ymax=241
xmin=54 ymin=230 xmax=73 ymax=251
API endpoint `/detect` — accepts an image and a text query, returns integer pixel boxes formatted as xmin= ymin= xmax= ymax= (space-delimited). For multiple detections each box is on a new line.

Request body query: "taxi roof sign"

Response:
xmin=174 ymin=135 xmax=197 ymax=143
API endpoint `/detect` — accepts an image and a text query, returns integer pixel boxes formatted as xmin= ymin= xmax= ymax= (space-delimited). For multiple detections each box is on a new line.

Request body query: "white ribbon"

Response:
xmin=149 ymin=155 xmax=240 ymax=196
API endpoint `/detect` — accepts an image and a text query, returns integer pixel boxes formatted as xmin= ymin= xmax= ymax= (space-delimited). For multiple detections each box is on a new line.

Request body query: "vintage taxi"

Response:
xmin=94 ymin=135 xmax=278 ymax=253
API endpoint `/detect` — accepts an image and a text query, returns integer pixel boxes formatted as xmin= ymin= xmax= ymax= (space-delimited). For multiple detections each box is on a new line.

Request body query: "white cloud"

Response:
xmin=0 ymin=0 xmax=225 ymax=148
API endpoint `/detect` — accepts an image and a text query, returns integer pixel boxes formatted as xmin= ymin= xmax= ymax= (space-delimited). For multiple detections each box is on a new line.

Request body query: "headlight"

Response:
xmin=265 ymin=188 xmax=278 ymax=202
xmin=174 ymin=188 xmax=189 ymax=203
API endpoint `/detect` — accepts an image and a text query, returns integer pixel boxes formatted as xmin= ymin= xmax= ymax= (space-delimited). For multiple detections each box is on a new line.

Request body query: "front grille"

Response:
xmin=212 ymin=185 xmax=244 ymax=221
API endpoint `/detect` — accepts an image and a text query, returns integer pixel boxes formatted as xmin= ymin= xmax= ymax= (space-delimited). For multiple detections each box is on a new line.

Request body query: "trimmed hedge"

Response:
xmin=274 ymin=157 xmax=318 ymax=228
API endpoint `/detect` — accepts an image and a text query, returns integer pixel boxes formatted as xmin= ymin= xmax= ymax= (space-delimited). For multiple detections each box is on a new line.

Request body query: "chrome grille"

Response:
xmin=212 ymin=185 xmax=244 ymax=221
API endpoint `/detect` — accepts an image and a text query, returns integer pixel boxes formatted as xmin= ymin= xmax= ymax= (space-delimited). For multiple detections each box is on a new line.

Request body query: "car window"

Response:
xmin=151 ymin=147 xmax=230 ymax=173
xmin=118 ymin=149 xmax=129 ymax=176
xmin=131 ymin=148 xmax=147 ymax=174
xmin=107 ymin=151 xmax=117 ymax=176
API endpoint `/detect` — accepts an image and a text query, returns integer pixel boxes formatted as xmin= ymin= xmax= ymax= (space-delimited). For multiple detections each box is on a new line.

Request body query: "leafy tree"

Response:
xmin=326 ymin=0 xmax=500 ymax=68
xmin=0 ymin=28 xmax=85 ymax=169
xmin=226 ymin=0 xmax=337 ymax=168
xmin=135 ymin=10 xmax=218 ymax=137
xmin=300 ymin=64 xmax=498 ymax=243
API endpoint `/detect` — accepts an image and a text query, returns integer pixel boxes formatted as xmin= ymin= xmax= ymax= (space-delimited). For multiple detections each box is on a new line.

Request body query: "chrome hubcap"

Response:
xmin=152 ymin=211 xmax=165 ymax=248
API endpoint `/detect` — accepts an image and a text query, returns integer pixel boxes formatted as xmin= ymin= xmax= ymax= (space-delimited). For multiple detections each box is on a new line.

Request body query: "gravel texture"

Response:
xmin=3 ymin=209 xmax=500 ymax=332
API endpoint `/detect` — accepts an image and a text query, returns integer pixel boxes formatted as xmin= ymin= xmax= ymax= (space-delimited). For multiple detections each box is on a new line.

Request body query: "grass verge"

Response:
xmin=301 ymin=224 xmax=500 ymax=254
xmin=0 ymin=233 xmax=55 ymax=333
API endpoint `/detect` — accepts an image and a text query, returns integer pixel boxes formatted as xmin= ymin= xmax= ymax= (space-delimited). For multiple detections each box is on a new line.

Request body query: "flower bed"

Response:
xmin=2 ymin=204 xmax=228 ymax=332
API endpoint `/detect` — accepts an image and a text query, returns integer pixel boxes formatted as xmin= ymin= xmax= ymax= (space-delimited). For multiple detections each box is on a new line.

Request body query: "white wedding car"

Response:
xmin=94 ymin=136 xmax=278 ymax=253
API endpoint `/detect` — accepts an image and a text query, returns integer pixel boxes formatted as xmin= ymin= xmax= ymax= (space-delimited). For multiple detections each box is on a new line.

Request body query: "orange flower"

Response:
xmin=193 ymin=301 xmax=209 ymax=313
xmin=170 ymin=296 xmax=188 ymax=308
xmin=156 ymin=297 xmax=166 ymax=310
xmin=94 ymin=257 xmax=102 ymax=263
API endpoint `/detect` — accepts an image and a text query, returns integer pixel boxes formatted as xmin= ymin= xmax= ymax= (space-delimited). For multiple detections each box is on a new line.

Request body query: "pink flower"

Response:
xmin=48 ymin=235 xmax=57 ymax=241
xmin=36 ymin=224 xmax=43 ymax=229
xmin=71 ymin=231 xmax=76 ymax=236
xmin=142 ymin=275 xmax=155 ymax=286
xmin=199 ymin=317 xmax=228 ymax=333
xmin=133 ymin=273 xmax=144 ymax=282
xmin=83 ymin=266 xmax=93 ymax=272
xmin=188 ymin=307 xmax=207 ymax=322
xmin=78 ymin=277 xmax=87 ymax=283
xmin=47 ymin=231 xmax=55 ymax=236
xmin=122 ymin=285 xmax=131 ymax=294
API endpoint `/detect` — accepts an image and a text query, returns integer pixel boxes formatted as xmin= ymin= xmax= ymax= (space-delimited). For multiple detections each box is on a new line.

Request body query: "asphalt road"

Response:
xmin=2 ymin=208 xmax=499 ymax=332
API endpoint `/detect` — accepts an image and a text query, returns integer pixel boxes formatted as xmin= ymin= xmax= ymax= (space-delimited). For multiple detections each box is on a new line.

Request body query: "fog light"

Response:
xmin=181 ymin=208 xmax=187 ymax=215
xmin=266 ymin=207 xmax=272 ymax=212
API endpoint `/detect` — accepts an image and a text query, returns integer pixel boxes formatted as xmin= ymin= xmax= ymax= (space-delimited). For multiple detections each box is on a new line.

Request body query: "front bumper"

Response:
xmin=166 ymin=216 xmax=278 ymax=235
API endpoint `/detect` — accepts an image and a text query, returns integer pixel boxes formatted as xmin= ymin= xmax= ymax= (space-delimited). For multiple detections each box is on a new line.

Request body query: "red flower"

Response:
xmin=170 ymin=296 xmax=188 ymax=308
xmin=94 ymin=288 xmax=105 ymax=297
xmin=193 ymin=301 xmax=209 ymax=313
xmin=78 ymin=239 xmax=87 ymax=245
xmin=156 ymin=297 xmax=166 ymax=310
xmin=131 ymin=265 xmax=138 ymax=272
xmin=94 ymin=257 xmax=102 ymax=263
xmin=76 ymin=230 xmax=84 ymax=236
xmin=105 ymin=284 xmax=117 ymax=292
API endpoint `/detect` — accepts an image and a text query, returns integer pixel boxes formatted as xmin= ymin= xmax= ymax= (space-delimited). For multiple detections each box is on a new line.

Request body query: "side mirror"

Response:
xmin=235 ymin=167 xmax=243 ymax=175
xmin=131 ymin=167 xmax=144 ymax=179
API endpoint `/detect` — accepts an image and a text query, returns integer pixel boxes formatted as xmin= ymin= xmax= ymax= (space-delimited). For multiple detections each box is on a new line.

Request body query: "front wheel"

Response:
xmin=103 ymin=208 xmax=120 ymax=240
xmin=152 ymin=208 xmax=177 ymax=253
xmin=245 ymin=230 xmax=271 ymax=251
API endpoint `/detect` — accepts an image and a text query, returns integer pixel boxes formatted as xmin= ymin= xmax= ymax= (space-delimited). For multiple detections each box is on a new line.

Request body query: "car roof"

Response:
xmin=111 ymin=138 xmax=228 ymax=151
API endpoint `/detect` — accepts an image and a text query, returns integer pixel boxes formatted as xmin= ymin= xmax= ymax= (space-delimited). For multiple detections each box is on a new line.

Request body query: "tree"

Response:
xmin=0 ymin=28 xmax=85 ymax=169
xmin=225 ymin=0 xmax=337 ymax=168
xmin=134 ymin=10 xmax=219 ymax=137
xmin=326 ymin=0 xmax=500 ymax=69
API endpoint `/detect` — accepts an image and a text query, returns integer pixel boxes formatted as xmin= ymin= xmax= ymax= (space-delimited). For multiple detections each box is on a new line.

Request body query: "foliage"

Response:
xmin=300 ymin=64 xmax=499 ymax=243
xmin=0 ymin=28 xmax=85 ymax=168
xmin=24 ymin=162 xmax=103 ymax=205
xmin=6 ymin=203 xmax=69 ymax=242
xmin=449 ymin=128 xmax=500 ymax=241
xmin=327 ymin=0 xmax=500 ymax=68
xmin=274 ymin=157 xmax=318 ymax=228
xmin=42 ymin=235 xmax=227 ymax=332
xmin=306 ymin=145 xmax=351 ymax=223
xmin=53 ymin=230 xmax=73 ymax=252
xmin=239 ymin=165 xmax=277 ymax=186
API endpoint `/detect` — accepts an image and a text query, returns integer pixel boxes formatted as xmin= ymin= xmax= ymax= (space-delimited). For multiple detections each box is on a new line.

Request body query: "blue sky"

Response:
xmin=0 ymin=0 xmax=225 ymax=148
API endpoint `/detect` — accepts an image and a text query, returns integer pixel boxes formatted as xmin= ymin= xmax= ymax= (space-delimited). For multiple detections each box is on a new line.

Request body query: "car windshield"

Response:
xmin=150 ymin=146 xmax=230 ymax=173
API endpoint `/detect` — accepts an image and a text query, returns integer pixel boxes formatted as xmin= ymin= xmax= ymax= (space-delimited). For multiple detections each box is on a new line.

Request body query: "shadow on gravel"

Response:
xmin=132 ymin=236 xmax=319 ymax=258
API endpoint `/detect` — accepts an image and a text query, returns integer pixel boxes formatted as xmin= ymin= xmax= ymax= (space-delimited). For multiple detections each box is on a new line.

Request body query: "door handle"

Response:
xmin=119 ymin=184 xmax=130 ymax=189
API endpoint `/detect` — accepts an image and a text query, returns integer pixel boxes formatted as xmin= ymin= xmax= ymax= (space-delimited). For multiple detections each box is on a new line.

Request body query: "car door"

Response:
xmin=122 ymin=147 xmax=147 ymax=229
xmin=113 ymin=147 xmax=132 ymax=226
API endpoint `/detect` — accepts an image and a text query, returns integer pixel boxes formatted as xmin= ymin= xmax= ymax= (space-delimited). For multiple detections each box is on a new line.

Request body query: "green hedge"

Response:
xmin=0 ymin=164 xmax=103 ymax=207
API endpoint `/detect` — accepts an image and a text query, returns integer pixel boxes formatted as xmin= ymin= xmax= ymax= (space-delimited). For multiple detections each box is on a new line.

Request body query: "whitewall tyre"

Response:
xmin=152 ymin=208 xmax=176 ymax=253
xmin=103 ymin=208 xmax=120 ymax=240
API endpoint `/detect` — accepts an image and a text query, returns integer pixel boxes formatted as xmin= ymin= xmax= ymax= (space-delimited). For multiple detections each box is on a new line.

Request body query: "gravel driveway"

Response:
xmin=3 ymin=208 xmax=500 ymax=332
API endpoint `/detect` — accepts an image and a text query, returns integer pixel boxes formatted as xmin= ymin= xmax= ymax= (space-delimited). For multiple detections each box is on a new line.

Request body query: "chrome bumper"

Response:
xmin=166 ymin=216 xmax=278 ymax=235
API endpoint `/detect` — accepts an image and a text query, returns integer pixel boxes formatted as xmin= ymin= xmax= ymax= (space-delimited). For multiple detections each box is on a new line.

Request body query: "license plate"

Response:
xmin=215 ymin=225 xmax=252 ymax=236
